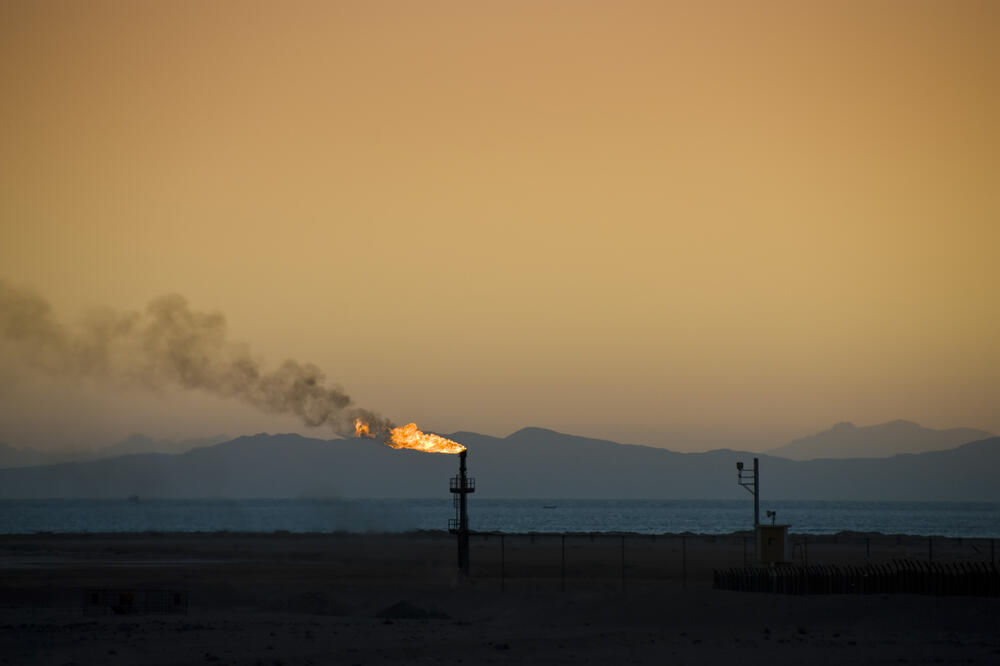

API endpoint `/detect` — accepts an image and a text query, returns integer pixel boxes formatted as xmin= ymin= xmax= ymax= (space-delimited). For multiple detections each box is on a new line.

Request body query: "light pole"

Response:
xmin=736 ymin=458 xmax=759 ymax=527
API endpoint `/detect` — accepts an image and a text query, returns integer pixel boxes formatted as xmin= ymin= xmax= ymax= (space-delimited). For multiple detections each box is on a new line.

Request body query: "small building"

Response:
xmin=756 ymin=524 xmax=790 ymax=564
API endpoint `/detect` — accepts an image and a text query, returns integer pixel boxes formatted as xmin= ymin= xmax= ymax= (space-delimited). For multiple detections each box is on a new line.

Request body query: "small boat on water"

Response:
xmin=542 ymin=504 xmax=557 ymax=509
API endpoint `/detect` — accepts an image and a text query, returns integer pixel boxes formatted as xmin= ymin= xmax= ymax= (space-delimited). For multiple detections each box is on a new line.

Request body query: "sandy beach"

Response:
xmin=1 ymin=531 xmax=998 ymax=665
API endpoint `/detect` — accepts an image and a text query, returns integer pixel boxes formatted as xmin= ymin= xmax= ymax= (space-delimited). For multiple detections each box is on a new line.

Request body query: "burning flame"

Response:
xmin=385 ymin=422 xmax=466 ymax=454
xmin=354 ymin=418 xmax=465 ymax=454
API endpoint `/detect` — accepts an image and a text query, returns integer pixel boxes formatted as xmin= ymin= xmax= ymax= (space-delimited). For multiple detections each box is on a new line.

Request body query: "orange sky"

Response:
xmin=1 ymin=0 xmax=997 ymax=451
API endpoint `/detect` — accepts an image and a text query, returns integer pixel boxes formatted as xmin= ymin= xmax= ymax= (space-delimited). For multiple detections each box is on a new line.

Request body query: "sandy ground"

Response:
xmin=1 ymin=532 xmax=998 ymax=665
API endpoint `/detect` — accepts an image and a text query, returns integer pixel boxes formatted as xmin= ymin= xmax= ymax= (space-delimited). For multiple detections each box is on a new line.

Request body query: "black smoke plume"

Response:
xmin=0 ymin=280 xmax=390 ymax=437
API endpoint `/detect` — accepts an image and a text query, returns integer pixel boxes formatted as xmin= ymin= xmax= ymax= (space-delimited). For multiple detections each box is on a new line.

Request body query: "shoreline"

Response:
xmin=4 ymin=497 xmax=998 ymax=540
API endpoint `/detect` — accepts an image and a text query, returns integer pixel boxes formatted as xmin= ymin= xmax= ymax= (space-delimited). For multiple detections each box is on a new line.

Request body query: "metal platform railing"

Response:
xmin=450 ymin=476 xmax=475 ymax=492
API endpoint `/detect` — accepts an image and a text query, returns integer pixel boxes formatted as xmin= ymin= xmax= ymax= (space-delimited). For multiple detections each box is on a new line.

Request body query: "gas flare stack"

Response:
xmin=448 ymin=450 xmax=475 ymax=576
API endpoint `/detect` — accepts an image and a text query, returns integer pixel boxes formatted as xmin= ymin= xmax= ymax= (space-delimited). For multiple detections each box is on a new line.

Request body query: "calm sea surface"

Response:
xmin=1 ymin=499 xmax=998 ymax=537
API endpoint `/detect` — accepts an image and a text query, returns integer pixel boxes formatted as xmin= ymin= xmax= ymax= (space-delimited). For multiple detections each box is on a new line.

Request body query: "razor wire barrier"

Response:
xmin=712 ymin=560 xmax=1000 ymax=596
xmin=464 ymin=533 xmax=998 ymax=592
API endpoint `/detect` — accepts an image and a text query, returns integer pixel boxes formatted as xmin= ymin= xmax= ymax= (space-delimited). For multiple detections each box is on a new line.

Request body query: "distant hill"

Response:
xmin=0 ymin=442 xmax=62 ymax=469
xmin=0 ymin=434 xmax=228 ymax=469
xmin=0 ymin=428 xmax=998 ymax=501
xmin=91 ymin=434 xmax=229 ymax=460
xmin=766 ymin=420 xmax=993 ymax=460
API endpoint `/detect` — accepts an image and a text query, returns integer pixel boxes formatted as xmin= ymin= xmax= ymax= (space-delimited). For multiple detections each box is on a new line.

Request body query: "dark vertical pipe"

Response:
xmin=457 ymin=451 xmax=470 ymax=576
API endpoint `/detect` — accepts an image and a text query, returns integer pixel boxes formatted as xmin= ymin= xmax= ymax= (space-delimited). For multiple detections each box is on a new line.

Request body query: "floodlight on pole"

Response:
xmin=736 ymin=457 xmax=760 ymax=527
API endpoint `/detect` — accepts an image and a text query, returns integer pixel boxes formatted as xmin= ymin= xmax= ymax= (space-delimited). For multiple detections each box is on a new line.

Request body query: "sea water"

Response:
xmin=1 ymin=498 xmax=998 ymax=537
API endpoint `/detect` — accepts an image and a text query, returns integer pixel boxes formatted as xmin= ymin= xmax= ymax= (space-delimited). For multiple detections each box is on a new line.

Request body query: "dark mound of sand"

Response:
xmin=376 ymin=600 xmax=450 ymax=620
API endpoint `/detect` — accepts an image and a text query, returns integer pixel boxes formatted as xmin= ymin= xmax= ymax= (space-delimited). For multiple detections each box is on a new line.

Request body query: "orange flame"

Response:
xmin=354 ymin=418 xmax=372 ymax=438
xmin=385 ymin=422 xmax=466 ymax=454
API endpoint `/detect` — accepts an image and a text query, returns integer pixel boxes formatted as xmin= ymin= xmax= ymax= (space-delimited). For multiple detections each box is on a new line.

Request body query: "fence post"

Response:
xmin=929 ymin=537 xmax=933 ymax=563
xmin=682 ymin=535 xmax=687 ymax=589
xmin=866 ymin=537 xmax=870 ymax=561
xmin=621 ymin=535 xmax=626 ymax=592
xmin=561 ymin=534 xmax=565 ymax=592
xmin=500 ymin=534 xmax=505 ymax=592
xmin=743 ymin=537 xmax=748 ymax=566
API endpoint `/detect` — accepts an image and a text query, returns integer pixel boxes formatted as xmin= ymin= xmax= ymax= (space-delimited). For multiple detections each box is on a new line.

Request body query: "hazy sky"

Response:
xmin=1 ymin=0 xmax=997 ymax=452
